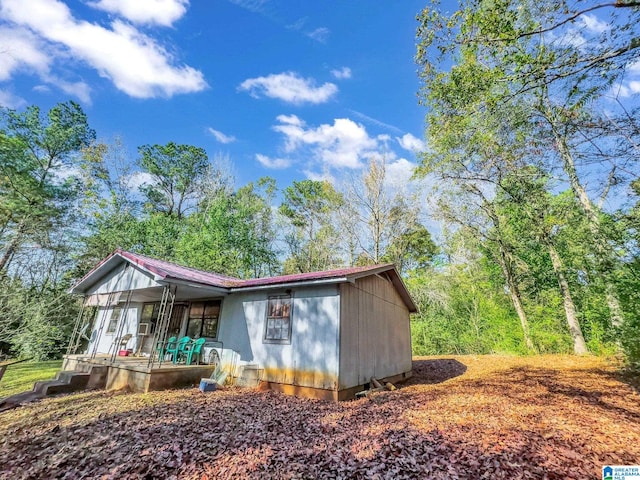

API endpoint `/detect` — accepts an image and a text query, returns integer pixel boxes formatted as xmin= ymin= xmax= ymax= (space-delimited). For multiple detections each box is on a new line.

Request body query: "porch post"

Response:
xmin=148 ymin=285 xmax=177 ymax=368
xmin=109 ymin=290 xmax=133 ymax=364
xmin=66 ymin=296 xmax=86 ymax=355
xmin=89 ymin=291 xmax=115 ymax=359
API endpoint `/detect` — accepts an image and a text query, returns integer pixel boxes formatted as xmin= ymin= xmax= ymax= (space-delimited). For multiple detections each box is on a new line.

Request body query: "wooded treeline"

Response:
xmin=1 ymin=0 xmax=638 ymax=368
xmin=413 ymin=0 xmax=639 ymax=365
xmin=0 ymin=102 xmax=436 ymax=359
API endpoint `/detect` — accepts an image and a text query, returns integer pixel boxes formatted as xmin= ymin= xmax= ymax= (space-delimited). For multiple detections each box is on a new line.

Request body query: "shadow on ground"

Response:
xmin=405 ymin=359 xmax=467 ymax=386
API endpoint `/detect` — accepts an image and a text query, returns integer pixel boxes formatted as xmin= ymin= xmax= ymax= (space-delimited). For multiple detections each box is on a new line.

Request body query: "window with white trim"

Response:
xmin=106 ymin=306 xmax=122 ymax=334
xmin=264 ymin=295 xmax=292 ymax=343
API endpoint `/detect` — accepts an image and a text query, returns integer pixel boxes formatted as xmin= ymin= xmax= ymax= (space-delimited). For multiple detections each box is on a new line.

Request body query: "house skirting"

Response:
xmin=262 ymin=369 xmax=413 ymax=402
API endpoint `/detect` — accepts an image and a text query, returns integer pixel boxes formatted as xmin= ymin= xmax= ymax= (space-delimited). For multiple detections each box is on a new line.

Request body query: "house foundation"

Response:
xmin=62 ymin=354 xmax=215 ymax=393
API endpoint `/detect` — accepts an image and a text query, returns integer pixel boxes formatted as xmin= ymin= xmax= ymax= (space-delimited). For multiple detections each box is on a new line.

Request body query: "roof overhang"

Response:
xmin=229 ymin=277 xmax=348 ymax=293
xmin=347 ymin=265 xmax=417 ymax=313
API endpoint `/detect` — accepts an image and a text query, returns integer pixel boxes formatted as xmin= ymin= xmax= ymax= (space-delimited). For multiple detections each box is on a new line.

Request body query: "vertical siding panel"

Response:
xmin=338 ymin=273 xmax=412 ymax=391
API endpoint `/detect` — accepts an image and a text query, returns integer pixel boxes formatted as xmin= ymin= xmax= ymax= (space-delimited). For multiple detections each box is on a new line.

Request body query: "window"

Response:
xmin=140 ymin=303 xmax=160 ymax=335
xmin=186 ymin=300 xmax=220 ymax=338
xmin=106 ymin=307 xmax=122 ymax=334
xmin=264 ymin=295 xmax=292 ymax=343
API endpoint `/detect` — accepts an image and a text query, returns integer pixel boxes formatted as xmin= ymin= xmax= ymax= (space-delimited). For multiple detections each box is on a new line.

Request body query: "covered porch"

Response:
xmin=67 ymin=257 xmax=231 ymax=367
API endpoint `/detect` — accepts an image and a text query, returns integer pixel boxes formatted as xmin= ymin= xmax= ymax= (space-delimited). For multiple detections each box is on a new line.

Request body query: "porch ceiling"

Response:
xmin=118 ymin=284 xmax=228 ymax=303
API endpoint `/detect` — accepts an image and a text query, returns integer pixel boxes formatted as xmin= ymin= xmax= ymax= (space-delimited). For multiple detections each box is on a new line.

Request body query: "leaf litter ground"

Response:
xmin=1 ymin=355 xmax=638 ymax=479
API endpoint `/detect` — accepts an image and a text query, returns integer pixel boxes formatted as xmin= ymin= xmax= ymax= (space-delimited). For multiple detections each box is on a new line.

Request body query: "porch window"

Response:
xmin=140 ymin=303 xmax=160 ymax=335
xmin=186 ymin=300 xmax=220 ymax=338
xmin=106 ymin=307 xmax=122 ymax=334
xmin=264 ymin=295 xmax=292 ymax=344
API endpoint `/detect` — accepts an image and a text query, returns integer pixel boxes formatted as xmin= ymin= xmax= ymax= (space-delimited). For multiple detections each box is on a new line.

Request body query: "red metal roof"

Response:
xmin=72 ymin=250 xmax=416 ymax=311
xmin=117 ymin=250 xmax=242 ymax=288
xmin=237 ymin=264 xmax=394 ymax=288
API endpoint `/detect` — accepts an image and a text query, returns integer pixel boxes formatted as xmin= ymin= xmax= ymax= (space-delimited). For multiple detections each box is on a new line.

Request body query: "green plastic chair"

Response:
xmin=184 ymin=337 xmax=207 ymax=365
xmin=156 ymin=336 xmax=177 ymax=362
xmin=172 ymin=336 xmax=191 ymax=364
xmin=158 ymin=336 xmax=178 ymax=362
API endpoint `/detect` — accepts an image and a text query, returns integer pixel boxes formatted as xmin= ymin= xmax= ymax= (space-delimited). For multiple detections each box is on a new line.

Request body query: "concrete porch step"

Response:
xmin=32 ymin=372 xmax=90 ymax=396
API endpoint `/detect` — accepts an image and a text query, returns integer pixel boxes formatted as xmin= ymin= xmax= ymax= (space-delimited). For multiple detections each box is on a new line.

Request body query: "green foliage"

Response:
xmin=0 ymin=277 xmax=78 ymax=360
xmin=279 ymin=180 xmax=343 ymax=273
xmin=407 ymin=246 xmax=531 ymax=356
xmin=138 ymin=142 xmax=209 ymax=218
xmin=0 ymin=101 xmax=95 ymax=272
xmin=176 ymin=178 xmax=278 ymax=278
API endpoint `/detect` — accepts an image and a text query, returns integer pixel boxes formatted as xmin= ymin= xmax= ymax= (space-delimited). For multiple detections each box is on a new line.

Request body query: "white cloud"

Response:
xmin=227 ymin=0 xmax=269 ymax=14
xmin=276 ymin=114 xmax=304 ymax=126
xmin=287 ymin=17 xmax=306 ymax=31
xmin=307 ymin=27 xmax=329 ymax=43
xmin=303 ymin=169 xmax=335 ymax=183
xmin=613 ymin=80 xmax=640 ymax=98
xmin=127 ymin=171 xmax=156 ymax=191
xmin=208 ymin=127 xmax=236 ymax=144
xmin=50 ymin=77 xmax=92 ymax=104
xmin=386 ymin=158 xmax=417 ymax=188
xmin=628 ymin=59 xmax=640 ymax=73
xmin=348 ymin=109 xmax=403 ymax=134
xmin=397 ymin=133 xmax=425 ymax=152
xmin=580 ymin=14 xmax=608 ymax=34
xmin=238 ymin=71 xmax=337 ymax=105
xmin=0 ymin=27 xmax=50 ymax=81
xmin=272 ymin=116 xmax=378 ymax=169
xmin=330 ymin=66 xmax=351 ymax=80
xmin=255 ymin=154 xmax=291 ymax=169
xmin=87 ymin=0 xmax=189 ymax=27
xmin=0 ymin=0 xmax=207 ymax=99
xmin=0 ymin=88 xmax=26 ymax=108
xmin=32 ymin=85 xmax=51 ymax=93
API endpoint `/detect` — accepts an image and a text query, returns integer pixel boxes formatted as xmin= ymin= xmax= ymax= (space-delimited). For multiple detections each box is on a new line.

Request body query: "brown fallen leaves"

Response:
xmin=1 ymin=355 xmax=638 ymax=479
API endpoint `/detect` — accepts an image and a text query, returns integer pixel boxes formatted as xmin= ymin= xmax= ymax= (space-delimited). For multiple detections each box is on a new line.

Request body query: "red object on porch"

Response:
xmin=118 ymin=350 xmax=129 ymax=356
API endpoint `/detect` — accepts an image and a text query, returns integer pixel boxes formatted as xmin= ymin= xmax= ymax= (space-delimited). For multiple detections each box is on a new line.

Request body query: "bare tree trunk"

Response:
xmin=552 ymin=125 xmax=624 ymax=329
xmin=496 ymin=242 xmax=535 ymax=351
xmin=547 ymin=242 xmax=589 ymax=355
xmin=0 ymin=220 xmax=27 ymax=273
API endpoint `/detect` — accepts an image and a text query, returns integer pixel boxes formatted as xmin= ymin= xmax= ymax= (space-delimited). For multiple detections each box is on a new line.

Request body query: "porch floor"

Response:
xmin=62 ymin=354 xmax=216 ymax=393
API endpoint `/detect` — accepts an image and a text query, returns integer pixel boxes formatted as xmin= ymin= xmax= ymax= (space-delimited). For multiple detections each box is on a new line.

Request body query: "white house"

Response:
xmin=67 ymin=250 xmax=416 ymax=400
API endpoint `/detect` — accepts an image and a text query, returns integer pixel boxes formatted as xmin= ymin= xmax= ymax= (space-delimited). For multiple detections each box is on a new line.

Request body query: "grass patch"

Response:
xmin=0 ymin=360 xmax=62 ymax=398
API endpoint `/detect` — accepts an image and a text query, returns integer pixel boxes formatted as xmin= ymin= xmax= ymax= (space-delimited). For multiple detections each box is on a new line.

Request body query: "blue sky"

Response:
xmin=0 ymin=0 xmax=430 ymax=190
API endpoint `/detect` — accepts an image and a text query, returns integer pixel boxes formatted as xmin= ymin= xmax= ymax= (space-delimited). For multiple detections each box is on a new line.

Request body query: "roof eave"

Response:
xmin=347 ymin=264 xmax=418 ymax=313
xmin=229 ymin=277 xmax=348 ymax=293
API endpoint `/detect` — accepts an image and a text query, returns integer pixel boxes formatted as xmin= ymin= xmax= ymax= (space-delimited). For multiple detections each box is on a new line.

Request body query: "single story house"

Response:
xmin=67 ymin=250 xmax=416 ymax=400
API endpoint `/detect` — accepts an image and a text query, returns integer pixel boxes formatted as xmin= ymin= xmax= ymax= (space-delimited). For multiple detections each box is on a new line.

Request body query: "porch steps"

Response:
xmin=0 ymin=366 xmax=107 ymax=413
xmin=33 ymin=371 xmax=91 ymax=395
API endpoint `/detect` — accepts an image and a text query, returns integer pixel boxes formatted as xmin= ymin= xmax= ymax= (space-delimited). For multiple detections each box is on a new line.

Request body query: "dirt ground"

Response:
xmin=1 ymin=355 xmax=638 ymax=479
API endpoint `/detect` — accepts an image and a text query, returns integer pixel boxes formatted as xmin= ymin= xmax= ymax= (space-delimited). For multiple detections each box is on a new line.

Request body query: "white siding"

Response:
xmin=339 ymin=275 xmax=412 ymax=389
xmin=86 ymin=303 xmax=142 ymax=354
xmin=218 ymin=285 xmax=340 ymax=390
xmin=86 ymin=263 xmax=160 ymax=295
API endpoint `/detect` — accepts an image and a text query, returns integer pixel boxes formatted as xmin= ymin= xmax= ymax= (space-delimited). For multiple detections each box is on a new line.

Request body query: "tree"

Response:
xmin=176 ymin=177 xmax=279 ymax=278
xmin=342 ymin=157 xmax=422 ymax=266
xmin=76 ymin=138 xmax=142 ymax=272
xmin=382 ymin=223 xmax=437 ymax=275
xmin=0 ymin=101 xmax=95 ymax=273
xmin=137 ymin=142 xmax=209 ymax=219
xmin=279 ymin=180 xmax=343 ymax=273
xmin=416 ymin=0 xmax=638 ymax=341
xmin=495 ymin=171 xmax=590 ymax=354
